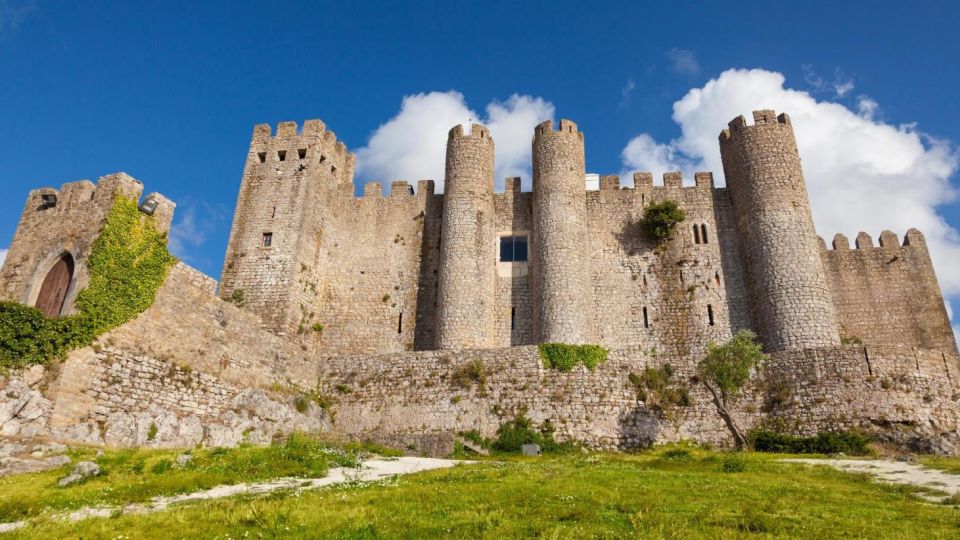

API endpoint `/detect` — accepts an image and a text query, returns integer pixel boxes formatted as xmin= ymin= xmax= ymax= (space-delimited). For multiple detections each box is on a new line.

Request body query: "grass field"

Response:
xmin=3 ymin=444 xmax=959 ymax=539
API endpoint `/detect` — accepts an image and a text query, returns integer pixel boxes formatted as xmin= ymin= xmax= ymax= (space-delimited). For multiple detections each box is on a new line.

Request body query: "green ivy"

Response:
xmin=0 ymin=196 xmax=176 ymax=369
xmin=640 ymin=200 xmax=686 ymax=241
xmin=539 ymin=343 xmax=608 ymax=372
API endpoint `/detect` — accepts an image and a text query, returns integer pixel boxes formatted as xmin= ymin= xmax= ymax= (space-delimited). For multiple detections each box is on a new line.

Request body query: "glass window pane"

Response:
xmin=513 ymin=236 xmax=528 ymax=262
xmin=500 ymin=236 xmax=514 ymax=262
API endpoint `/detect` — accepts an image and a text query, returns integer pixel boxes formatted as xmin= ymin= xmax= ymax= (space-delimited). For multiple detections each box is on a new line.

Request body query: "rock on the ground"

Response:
xmin=58 ymin=461 xmax=101 ymax=487
xmin=0 ymin=454 xmax=71 ymax=477
xmin=176 ymin=453 xmax=192 ymax=468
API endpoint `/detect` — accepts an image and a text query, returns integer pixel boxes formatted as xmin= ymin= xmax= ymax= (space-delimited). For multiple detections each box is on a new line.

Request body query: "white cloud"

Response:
xmin=356 ymin=91 xmax=554 ymax=192
xmin=0 ymin=248 xmax=7 ymax=269
xmin=666 ymin=48 xmax=700 ymax=76
xmin=619 ymin=68 xmax=960 ymax=311
xmin=619 ymin=79 xmax=636 ymax=109
xmin=168 ymin=200 xmax=227 ymax=269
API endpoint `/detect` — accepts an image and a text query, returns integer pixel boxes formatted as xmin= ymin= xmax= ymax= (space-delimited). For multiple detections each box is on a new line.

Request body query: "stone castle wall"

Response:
xmin=821 ymin=229 xmax=958 ymax=354
xmin=0 ymin=173 xmax=174 ymax=315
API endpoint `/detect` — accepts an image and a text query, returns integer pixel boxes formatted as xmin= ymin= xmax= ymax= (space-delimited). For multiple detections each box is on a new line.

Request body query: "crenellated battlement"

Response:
xmin=448 ymin=123 xmax=492 ymax=141
xmin=534 ymin=119 xmax=583 ymax=140
xmin=824 ymin=229 xmax=929 ymax=252
xmin=719 ymin=109 xmax=792 ymax=141
xmin=628 ymin=171 xmax=716 ymax=191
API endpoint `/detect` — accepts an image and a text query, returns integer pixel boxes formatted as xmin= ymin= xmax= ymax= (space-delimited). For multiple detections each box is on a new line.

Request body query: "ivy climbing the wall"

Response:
xmin=0 ymin=196 xmax=176 ymax=369
xmin=539 ymin=343 xmax=608 ymax=372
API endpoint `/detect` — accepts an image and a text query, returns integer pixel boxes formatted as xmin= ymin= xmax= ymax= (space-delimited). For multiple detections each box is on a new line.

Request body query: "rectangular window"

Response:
xmin=262 ymin=232 xmax=273 ymax=247
xmin=499 ymin=235 xmax=529 ymax=263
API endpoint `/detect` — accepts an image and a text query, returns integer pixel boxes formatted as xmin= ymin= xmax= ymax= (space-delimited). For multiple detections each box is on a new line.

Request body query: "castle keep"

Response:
xmin=216 ymin=111 xmax=955 ymax=357
xmin=1 ymin=110 xmax=958 ymax=455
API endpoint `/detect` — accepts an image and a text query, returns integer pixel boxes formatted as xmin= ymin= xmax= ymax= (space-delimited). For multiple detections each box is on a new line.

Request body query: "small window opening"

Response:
xmin=642 ymin=274 xmax=647 ymax=287
xmin=641 ymin=194 xmax=645 ymax=204
xmin=277 ymin=150 xmax=287 ymax=161
xmin=510 ymin=307 xmax=516 ymax=330
xmin=257 ymin=152 xmax=266 ymax=163
xmin=298 ymin=148 xmax=306 ymax=159
xmin=642 ymin=306 xmax=649 ymax=328
xmin=701 ymin=224 xmax=709 ymax=244
xmin=397 ymin=312 xmax=403 ymax=334
xmin=715 ymin=271 xmax=721 ymax=286
xmin=679 ymin=270 xmax=684 ymax=285
xmin=319 ymin=155 xmax=327 ymax=164
xmin=271 ymin=207 xmax=276 ymax=218
xmin=499 ymin=235 xmax=529 ymax=262
xmin=262 ymin=232 xmax=273 ymax=247
xmin=707 ymin=305 xmax=715 ymax=326
xmin=693 ymin=225 xmax=701 ymax=244
xmin=90 ymin=192 xmax=96 ymax=201
xmin=331 ymin=165 xmax=337 ymax=174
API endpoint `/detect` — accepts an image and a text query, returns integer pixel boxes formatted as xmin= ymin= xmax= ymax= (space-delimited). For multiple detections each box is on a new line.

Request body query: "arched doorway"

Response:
xmin=35 ymin=254 xmax=74 ymax=318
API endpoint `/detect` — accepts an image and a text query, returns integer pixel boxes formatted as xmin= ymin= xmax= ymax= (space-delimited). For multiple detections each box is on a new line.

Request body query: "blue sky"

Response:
xmin=1 ymin=1 xmax=959 ymax=333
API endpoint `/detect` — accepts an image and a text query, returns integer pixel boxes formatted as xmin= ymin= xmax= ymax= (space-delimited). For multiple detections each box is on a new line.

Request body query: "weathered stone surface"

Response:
xmin=58 ymin=461 xmax=100 ymax=486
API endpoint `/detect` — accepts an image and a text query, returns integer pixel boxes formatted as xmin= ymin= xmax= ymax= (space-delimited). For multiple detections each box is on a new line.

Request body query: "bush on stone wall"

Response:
xmin=750 ymin=430 xmax=871 ymax=455
xmin=491 ymin=414 xmax=574 ymax=454
xmin=640 ymin=200 xmax=686 ymax=242
xmin=628 ymin=364 xmax=692 ymax=415
xmin=539 ymin=343 xmax=608 ymax=372
xmin=0 ymin=196 xmax=176 ymax=369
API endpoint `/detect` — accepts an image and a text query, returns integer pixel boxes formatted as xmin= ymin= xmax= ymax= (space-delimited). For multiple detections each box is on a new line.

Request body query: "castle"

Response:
xmin=216 ymin=111 xmax=955 ymax=357
xmin=0 ymin=111 xmax=957 ymax=454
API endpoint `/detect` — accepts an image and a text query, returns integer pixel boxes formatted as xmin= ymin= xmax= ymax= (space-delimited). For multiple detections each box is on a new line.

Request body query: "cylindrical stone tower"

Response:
xmin=719 ymin=110 xmax=840 ymax=351
xmin=532 ymin=119 xmax=593 ymax=344
xmin=436 ymin=124 xmax=497 ymax=350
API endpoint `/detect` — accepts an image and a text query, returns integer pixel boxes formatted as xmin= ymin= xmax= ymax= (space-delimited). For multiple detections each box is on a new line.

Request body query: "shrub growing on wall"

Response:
xmin=640 ymin=200 xmax=686 ymax=242
xmin=0 ymin=196 xmax=176 ymax=369
xmin=539 ymin=343 xmax=608 ymax=372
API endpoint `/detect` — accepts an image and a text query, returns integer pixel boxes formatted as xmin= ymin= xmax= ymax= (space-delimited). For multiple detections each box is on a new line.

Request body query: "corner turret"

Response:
xmin=720 ymin=110 xmax=840 ymax=351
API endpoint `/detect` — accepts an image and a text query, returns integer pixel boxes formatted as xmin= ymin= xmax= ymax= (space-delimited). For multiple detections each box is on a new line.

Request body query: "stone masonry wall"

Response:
xmin=0 ymin=173 xmax=174 ymax=315
xmin=311 ymin=344 xmax=960 ymax=453
xmin=821 ymin=229 xmax=957 ymax=354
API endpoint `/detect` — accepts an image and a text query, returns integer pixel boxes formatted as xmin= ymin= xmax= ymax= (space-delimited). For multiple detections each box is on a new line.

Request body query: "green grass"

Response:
xmin=0 ymin=434 xmax=364 ymax=523
xmin=920 ymin=456 xmax=960 ymax=475
xmin=6 ymin=445 xmax=959 ymax=539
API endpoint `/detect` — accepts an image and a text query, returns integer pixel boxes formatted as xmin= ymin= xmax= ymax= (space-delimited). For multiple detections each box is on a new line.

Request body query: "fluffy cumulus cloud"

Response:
xmin=355 ymin=91 xmax=554 ymax=192
xmin=620 ymin=68 xmax=960 ymax=322
xmin=0 ymin=248 xmax=7 ymax=268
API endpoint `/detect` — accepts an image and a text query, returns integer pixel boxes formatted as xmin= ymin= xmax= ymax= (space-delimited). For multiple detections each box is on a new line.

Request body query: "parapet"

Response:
xmin=20 ymin=173 xmax=174 ymax=232
xmin=822 ymin=229 xmax=931 ymax=252
xmin=599 ymin=175 xmax=620 ymax=191
xmin=629 ymin=171 xmax=716 ymax=191
xmin=504 ymin=177 xmax=522 ymax=193
xmin=663 ymin=172 xmax=683 ymax=189
xmin=390 ymin=181 xmax=415 ymax=196
xmin=719 ymin=110 xmax=792 ymax=141
xmin=448 ymin=123 xmax=491 ymax=141
xmin=534 ymin=119 xmax=584 ymax=140
xmin=249 ymin=120 xmax=351 ymax=157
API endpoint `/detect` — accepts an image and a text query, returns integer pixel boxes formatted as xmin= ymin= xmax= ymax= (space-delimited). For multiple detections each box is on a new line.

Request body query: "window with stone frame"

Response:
xmin=499 ymin=235 xmax=528 ymax=263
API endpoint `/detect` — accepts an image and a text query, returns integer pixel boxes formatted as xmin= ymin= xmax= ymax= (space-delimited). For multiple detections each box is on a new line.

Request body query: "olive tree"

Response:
xmin=697 ymin=330 xmax=765 ymax=450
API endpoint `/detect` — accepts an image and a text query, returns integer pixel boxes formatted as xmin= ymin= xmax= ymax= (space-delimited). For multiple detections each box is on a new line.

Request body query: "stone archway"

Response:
xmin=35 ymin=254 xmax=74 ymax=318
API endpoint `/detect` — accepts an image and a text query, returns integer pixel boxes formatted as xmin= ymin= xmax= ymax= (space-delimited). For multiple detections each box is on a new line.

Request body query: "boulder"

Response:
xmin=58 ymin=461 xmax=101 ymax=487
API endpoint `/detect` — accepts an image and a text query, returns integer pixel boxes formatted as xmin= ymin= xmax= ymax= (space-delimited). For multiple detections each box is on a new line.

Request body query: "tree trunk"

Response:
xmin=704 ymin=382 xmax=750 ymax=450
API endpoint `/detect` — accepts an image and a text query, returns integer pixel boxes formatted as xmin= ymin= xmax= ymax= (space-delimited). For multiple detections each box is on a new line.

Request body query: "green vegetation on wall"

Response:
xmin=539 ymin=343 xmax=608 ymax=372
xmin=640 ymin=200 xmax=686 ymax=242
xmin=0 ymin=196 xmax=176 ymax=369
xmin=491 ymin=414 xmax=573 ymax=454
xmin=628 ymin=363 xmax=692 ymax=416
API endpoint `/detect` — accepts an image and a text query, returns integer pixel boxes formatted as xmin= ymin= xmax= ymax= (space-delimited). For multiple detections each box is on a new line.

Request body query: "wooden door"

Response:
xmin=35 ymin=255 xmax=73 ymax=318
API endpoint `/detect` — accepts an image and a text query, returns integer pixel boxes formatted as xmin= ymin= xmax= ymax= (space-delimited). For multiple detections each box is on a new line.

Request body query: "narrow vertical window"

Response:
xmin=715 ymin=271 xmax=721 ymax=287
xmin=262 ymin=232 xmax=273 ymax=247
xmin=510 ymin=307 xmax=516 ymax=330
xmin=707 ymin=305 xmax=715 ymax=326
xmin=693 ymin=225 xmax=701 ymax=244
xmin=643 ymin=306 xmax=649 ymax=328
xmin=701 ymin=224 xmax=709 ymax=244
xmin=271 ymin=207 xmax=276 ymax=218
xmin=277 ymin=150 xmax=287 ymax=161
xmin=397 ymin=312 xmax=403 ymax=334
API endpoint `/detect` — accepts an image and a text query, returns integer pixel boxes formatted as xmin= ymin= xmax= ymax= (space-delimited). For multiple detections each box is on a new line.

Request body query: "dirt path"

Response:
xmin=0 ymin=456 xmax=469 ymax=533
xmin=782 ymin=459 xmax=960 ymax=502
